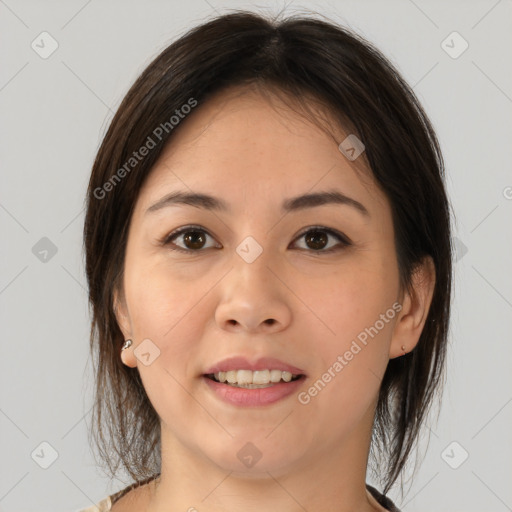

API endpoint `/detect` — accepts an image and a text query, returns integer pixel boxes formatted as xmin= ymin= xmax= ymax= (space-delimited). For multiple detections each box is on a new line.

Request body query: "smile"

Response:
xmin=206 ymin=369 xmax=303 ymax=387
xmin=202 ymin=373 xmax=306 ymax=406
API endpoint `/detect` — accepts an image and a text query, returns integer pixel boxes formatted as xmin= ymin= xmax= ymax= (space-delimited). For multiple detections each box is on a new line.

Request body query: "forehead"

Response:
xmin=136 ymin=86 xmax=388 ymax=217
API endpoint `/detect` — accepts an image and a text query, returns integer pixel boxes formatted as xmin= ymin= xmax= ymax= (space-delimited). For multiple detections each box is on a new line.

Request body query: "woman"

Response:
xmin=79 ymin=9 xmax=452 ymax=512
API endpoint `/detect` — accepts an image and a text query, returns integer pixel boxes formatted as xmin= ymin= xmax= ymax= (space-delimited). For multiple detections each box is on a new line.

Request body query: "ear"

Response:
xmin=113 ymin=288 xmax=137 ymax=368
xmin=389 ymin=256 xmax=436 ymax=359
xmin=113 ymin=287 xmax=132 ymax=338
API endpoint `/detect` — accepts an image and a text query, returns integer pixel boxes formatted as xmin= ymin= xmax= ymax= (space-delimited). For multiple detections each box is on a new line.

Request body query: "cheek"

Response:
xmin=301 ymin=264 xmax=397 ymax=404
xmin=126 ymin=259 xmax=199 ymax=335
xmin=126 ymin=261 xmax=211 ymax=376
xmin=310 ymin=263 xmax=396 ymax=340
xmin=127 ymin=265 xmax=209 ymax=416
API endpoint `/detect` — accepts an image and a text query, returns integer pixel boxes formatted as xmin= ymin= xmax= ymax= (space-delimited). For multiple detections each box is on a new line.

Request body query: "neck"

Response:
xmin=147 ymin=404 xmax=383 ymax=512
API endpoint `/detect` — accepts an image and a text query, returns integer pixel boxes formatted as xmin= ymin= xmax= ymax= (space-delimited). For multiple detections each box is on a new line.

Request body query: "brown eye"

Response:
xmin=163 ymin=225 xmax=350 ymax=255
xmin=182 ymin=230 xmax=207 ymax=250
xmin=292 ymin=227 xmax=351 ymax=253
xmin=304 ymin=230 xmax=329 ymax=250
xmin=163 ymin=226 xmax=219 ymax=252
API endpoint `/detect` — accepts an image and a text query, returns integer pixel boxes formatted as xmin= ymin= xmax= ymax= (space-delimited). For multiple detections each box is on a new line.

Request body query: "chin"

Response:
xmin=203 ymin=440 xmax=302 ymax=477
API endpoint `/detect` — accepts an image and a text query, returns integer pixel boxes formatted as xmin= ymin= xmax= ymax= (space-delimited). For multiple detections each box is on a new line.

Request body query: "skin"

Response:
xmin=112 ymin=85 xmax=435 ymax=512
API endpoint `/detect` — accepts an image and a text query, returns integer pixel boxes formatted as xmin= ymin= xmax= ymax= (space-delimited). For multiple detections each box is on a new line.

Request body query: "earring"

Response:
xmin=401 ymin=345 xmax=406 ymax=356
xmin=121 ymin=339 xmax=133 ymax=351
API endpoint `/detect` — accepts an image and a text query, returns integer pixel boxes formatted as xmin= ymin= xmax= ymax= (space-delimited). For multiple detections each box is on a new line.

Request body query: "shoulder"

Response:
xmin=75 ymin=496 xmax=111 ymax=512
xmin=110 ymin=474 xmax=160 ymax=512
xmin=74 ymin=486 xmax=140 ymax=512
xmin=76 ymin=474 xmax=159 ymax=512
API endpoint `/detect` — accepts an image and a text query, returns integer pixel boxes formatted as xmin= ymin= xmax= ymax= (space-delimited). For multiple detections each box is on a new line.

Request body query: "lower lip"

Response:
xmin=202 ymin=375 xmax=306 ymax=406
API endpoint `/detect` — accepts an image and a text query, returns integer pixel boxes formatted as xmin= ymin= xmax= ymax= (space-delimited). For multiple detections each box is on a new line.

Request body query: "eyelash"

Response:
xmin=160 ymin=224 xmax=352 ymax=255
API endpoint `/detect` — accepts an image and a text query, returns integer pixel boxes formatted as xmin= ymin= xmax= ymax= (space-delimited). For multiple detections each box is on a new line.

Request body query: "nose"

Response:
xmin=214 ymin=252 xmax=292 ymax=334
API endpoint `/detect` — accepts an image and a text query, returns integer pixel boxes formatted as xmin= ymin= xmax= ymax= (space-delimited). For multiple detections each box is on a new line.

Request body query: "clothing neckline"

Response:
xmin=109 ymin=474 xmax=401 ymax=511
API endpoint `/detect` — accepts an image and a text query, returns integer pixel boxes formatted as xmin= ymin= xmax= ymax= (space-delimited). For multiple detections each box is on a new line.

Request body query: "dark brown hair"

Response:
xmin=83 ymin=9 xmax=453 ymax=496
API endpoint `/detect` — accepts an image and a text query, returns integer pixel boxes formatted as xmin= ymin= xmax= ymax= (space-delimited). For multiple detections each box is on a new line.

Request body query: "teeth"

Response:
xmin=281 ymin=371 xmax=293 ymax=383
xmin=213 ymin=369 xmax=298 ymax=385
xmin=269 ymin=369 xmax=282 ymax=383
xmin=255 ymin=370 xmax=272 ymax=384
xmin=235 ymin=369 xmax=252 ymax=385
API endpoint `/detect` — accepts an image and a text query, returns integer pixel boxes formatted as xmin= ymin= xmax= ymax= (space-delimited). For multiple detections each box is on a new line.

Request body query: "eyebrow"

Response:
xmin=145 ymin=189 xmax=370 ymax=217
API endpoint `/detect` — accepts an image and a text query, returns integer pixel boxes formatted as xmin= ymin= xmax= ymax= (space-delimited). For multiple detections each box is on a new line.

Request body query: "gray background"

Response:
xmin=1 ymin=0 xmax=511 ymax=511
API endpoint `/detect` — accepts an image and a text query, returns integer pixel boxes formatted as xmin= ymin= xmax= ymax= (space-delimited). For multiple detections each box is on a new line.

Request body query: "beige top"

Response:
xmin=76 ymin=475 xmax=401 ymax=512
xmin=76 ymin=474 xmax=159 ymax=512
xmin=78 ymin=496 xmax=111 ymax=512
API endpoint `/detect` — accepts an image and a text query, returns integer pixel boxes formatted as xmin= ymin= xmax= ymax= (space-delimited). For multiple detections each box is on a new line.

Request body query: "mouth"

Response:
xmin=203 ymin=369 xmax=305 ymax=389
xmin=201 ymin=356 xmax=307 ymax=405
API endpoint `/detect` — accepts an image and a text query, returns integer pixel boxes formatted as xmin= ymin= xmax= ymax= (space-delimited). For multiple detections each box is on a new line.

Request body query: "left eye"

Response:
xmin=162 ymin=225 xmax=351 ymax=253
xmin=292 ymin=226 xmax=351 ymax=252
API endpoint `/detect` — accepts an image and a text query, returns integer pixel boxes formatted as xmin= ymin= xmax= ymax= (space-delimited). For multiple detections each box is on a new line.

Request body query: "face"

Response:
xmin=115 ymin=86 xmax=418 ymax=477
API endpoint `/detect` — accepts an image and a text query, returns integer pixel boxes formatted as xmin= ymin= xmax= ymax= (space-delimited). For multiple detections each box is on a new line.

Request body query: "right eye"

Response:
xmin=161 ymin=225 xmax=221 ymax=253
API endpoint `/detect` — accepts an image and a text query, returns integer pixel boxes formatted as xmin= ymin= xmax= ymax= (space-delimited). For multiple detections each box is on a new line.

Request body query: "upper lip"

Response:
xmin=203 ymin=356 xmax=306 ymax=376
